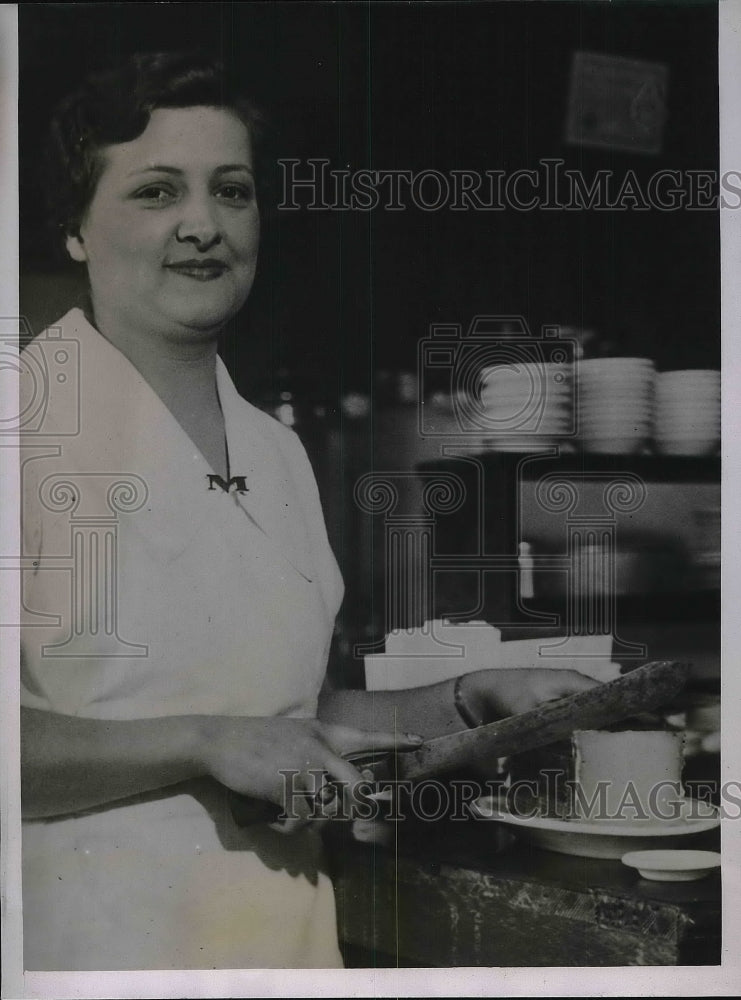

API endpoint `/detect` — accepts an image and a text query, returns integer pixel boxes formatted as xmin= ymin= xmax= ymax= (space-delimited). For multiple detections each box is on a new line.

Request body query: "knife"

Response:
xmin=349 ymin=659 xmax=689 ymax=783
xmin=230 ymin=659 xmax=688 ymax=826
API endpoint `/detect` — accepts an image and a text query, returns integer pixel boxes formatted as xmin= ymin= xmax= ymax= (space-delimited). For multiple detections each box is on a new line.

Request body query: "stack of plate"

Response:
xmin=577 ymin=358 xmax=655 ymax=454
xmin=654 ymin=370 xmax=720 ymax=456
xmin=477 ymin=362 xmax=573 ymax=451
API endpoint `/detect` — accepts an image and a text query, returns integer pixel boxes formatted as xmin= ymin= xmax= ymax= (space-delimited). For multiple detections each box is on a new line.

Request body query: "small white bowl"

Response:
xmin=621 ymin=849 xmax=720 ymax=881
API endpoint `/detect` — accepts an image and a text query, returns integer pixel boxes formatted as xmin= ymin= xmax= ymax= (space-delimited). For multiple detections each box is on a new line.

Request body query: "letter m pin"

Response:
xmin=207 ymin=474 xmax=249 ymax=494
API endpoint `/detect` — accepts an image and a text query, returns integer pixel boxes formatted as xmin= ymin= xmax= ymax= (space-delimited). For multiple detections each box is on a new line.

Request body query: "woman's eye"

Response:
xmin=132 ymin=185 xmax=177 ymax=204
xmin=215 ymin=183 xmax=254 ymax=204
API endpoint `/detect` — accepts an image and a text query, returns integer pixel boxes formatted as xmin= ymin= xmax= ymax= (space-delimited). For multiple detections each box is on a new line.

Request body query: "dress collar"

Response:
xmin=46 ymin=308 xmax=313 ymax=579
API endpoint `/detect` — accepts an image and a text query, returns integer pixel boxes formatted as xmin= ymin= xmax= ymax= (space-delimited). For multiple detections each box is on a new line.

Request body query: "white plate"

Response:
xmin=480 ymin=393 xmax=571 ymax=414
xmin=576 ymin=358 xmax=654 ymax=375
xmin=484 ymin=440 xmax=567 ymax=452
xmin=655 ymin=426 xmax=720 ymax=436
xmin=580 ymin=394 xmax=654 ymax=401
xmin=656 ymin=388 xmax=719 ymax=396
xmin=578 ymin=379 xmax=654 ymax=388
xmin=470 ymin=796 xmax=719 ymax=859
xmin=581 ymin=417 xmax=653 ymax=425
xmin=579 ymin=366 xmax=654 ymax=374
xmin=578 ymin=370 xmax=655 ymax=378
xmin=580 ymin=440 xmax=648 ymax=454
xmin=580 ymin=399 xmax=654 ymax=407
xmin=655 ymin=422 xmax=720 ymax=429
xmin=655 ymin=412 xmax=720 ymax=420
xmin=656 ymin=408 xmax=720 ymax=415
xmin=655 ymin=441 xmax=720 ymax=456
xmin=481 ymin=395 xmax=573 ymax=404
xmin=579 ymin=394 xmax=653 ymax=402
xmin=486 ymin=427 xmax=572 ymax=435
xmin=657 ymin=401 xmax=720 ymax=408
xmin=656 ymin=417 xmax=719 ymax=424
xmin=580 ymin=418 xmax=653 ymax=427
xmin=581 ymin=425 xmax=654 ymax=432
xmin=580 ymin=380 xmax=654 ymax=387
xmin=580 ymin=404 xmax=654 ymax=410
xmin=480 ymin=379 xmax=573 ymax=388
xmin=656 ymin=402 xmax=720 ymax=409
xmin=481 ymin=409 xmax=573 ymax=421
xmin=656 ymin=386 xmax=719 ymax=394
xmin=621 ymin=849 xmax=720 ymax=881
xmin=484 ymin=444 xmax=570 ymax=454
xmin=580 ymin=422 xmax=653 ymax=429
xmin=655 ymin=414 xmax=720 ymax=421
xmin=657 ymin=370 xmax=720 ymax=379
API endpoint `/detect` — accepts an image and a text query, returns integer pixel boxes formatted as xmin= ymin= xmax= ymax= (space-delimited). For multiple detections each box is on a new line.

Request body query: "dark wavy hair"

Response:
xmin=44 ymin=51 xmax=266 ymax=241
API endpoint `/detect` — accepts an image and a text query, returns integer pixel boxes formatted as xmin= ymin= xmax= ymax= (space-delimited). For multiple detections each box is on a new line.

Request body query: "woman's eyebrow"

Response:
xmin=213 ymin=164 xmax=255 ymax=177
xmin=126 ymin=165 xmax=183 ymax=178
xmin=126 ymin=164 xmax=255 ymax=178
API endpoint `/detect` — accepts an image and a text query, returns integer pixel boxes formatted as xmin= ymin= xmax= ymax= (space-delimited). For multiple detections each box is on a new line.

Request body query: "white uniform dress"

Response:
xmin=20 ymin=308 xmax=345 ymax=970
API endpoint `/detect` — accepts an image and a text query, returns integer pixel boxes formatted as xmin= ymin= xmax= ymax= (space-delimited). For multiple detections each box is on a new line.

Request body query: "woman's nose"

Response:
xmin=175 ymin=195 xmax=222 ymax=250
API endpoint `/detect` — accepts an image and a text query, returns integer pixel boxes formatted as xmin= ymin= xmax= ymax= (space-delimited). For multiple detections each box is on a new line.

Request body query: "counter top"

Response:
xmin=328 ymin=816 xmax=721 ymax=967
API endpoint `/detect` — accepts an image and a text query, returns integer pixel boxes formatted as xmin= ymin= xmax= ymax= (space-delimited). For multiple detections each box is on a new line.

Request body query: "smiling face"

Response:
xmin=66 ymin=106 xmax=260 ymax=344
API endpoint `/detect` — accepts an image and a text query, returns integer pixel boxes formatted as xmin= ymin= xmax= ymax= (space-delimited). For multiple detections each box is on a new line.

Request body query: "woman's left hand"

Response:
xmin=457 ymin=667 xmax=599 ymax=726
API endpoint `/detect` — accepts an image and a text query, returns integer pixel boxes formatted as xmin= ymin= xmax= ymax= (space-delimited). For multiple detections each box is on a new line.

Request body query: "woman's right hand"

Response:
xmin=196 ymin=715 xmax=422 ymax=831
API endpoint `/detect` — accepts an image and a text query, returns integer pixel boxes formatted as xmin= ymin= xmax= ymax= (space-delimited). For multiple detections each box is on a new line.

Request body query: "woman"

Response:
xmin=20 ymin=51 xmax=595 ymax=970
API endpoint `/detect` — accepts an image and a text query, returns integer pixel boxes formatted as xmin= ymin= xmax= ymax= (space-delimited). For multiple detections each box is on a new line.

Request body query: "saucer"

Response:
xmin=469 ymin=796 xmax=719 ymax=859
xmin=621 ymin=849 xmax=720 ymax=881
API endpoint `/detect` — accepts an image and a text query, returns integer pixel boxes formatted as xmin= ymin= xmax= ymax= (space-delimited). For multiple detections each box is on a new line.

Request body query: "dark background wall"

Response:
xmin=19 ymin=2 xmax=720 ymax=402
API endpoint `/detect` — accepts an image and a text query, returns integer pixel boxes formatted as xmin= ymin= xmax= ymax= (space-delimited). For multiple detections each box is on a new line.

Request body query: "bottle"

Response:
xmin=518 ymin=541 xmax=535 ymax=601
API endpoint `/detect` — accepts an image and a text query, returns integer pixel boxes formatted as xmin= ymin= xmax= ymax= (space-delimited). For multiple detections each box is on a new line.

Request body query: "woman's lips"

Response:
xmin=164 ymin=260 xmax=229 ymax=281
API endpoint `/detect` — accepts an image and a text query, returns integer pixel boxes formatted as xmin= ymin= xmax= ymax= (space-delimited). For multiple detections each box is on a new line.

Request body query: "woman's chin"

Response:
xmin=163 ymin=291 xmax=251 ymax=338
xmin=165 ymin=305 xmax=242 ymax=340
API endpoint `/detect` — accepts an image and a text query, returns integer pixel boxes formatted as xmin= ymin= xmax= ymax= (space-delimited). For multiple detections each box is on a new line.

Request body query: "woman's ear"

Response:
xmin=65 ymin=231 xmax=88 ymax=263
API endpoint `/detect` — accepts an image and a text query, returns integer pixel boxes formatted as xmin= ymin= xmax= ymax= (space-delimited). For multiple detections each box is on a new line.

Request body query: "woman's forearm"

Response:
xmin=21 ymin=705 xmax=420 ymax=823
xmin=21 ymin=707 xmax=205 ymax=819
xmin=318 ymin=666 xmax=600 ymax=742
xmin=318 ymin=676 xmax=469 ymax=740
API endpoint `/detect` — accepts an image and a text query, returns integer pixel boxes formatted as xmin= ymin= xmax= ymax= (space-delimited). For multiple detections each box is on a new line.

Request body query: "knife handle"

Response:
xmin=229 ymin=750 xmax=399 ymax=828
xmin=343 ymin=748 xmax=395 ymax=782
